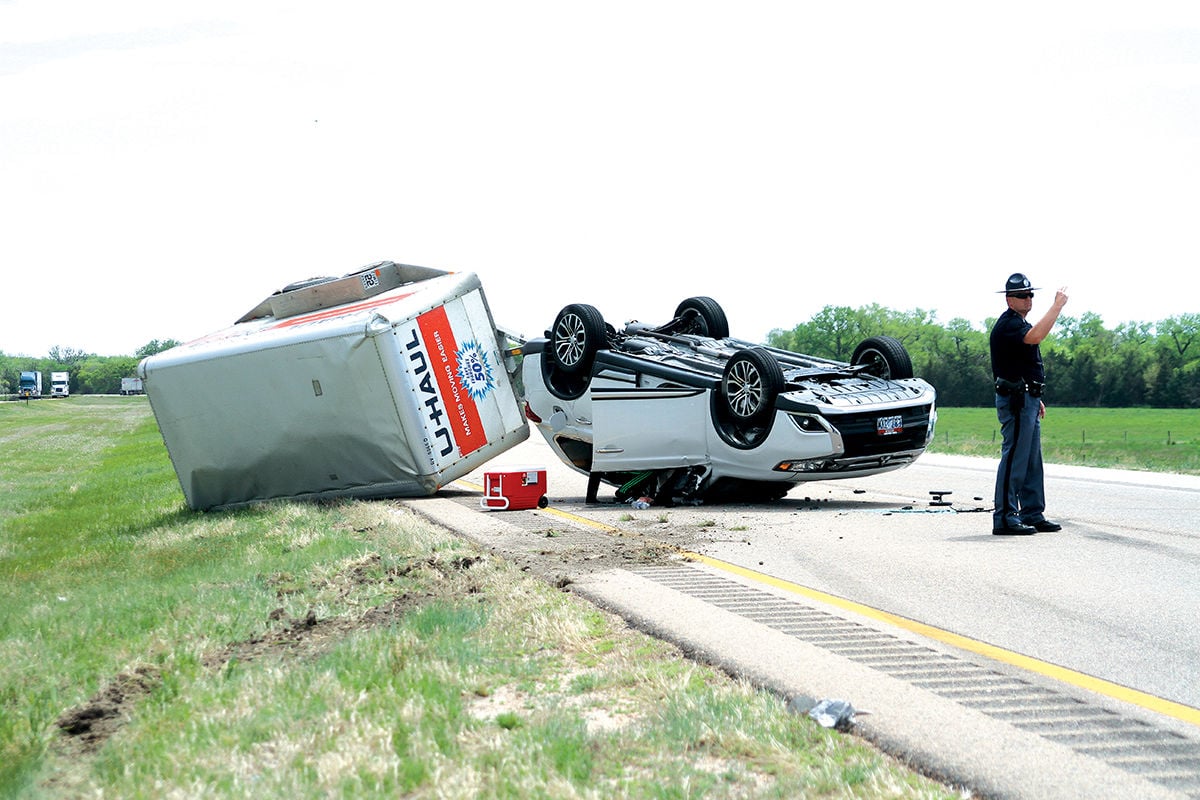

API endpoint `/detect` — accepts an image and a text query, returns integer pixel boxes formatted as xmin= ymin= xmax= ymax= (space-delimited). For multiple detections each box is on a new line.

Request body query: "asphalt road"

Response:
xmin=410 ymin=435 xmax=1200 ymax=799
xmin=701 ymin=453 xmax=1200 ymax=713
xmin=469 ymin=437 xmax=1200 ymax=711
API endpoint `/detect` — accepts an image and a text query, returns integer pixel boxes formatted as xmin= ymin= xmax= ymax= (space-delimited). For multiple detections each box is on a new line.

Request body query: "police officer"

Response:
xmin=990 ymin=274 xmax=1069 ymax=535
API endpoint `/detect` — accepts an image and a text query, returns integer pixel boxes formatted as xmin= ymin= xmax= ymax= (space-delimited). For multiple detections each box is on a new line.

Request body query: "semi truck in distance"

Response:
xmin=120 ymin=377 xmax=145 ymax=395
xmin=18 ymin=371 xmax=42 ymax=399
xmin=50 ymin=372 xmax=70 ymax=397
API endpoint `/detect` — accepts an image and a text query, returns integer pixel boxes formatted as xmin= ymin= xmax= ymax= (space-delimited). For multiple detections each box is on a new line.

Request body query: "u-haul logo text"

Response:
xmin=404 ymin=326 xmax=454 ymax=461
xmin=403 ymin=305 xmax=489 ymax=468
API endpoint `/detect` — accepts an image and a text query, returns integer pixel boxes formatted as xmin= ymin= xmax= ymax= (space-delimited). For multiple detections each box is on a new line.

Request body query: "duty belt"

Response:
xmin=994 ymin=377 xmax=1045 ymax=397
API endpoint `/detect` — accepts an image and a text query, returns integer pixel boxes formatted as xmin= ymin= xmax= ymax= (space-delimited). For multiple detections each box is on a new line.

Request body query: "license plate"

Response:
xmin=876 ymin=415 xmax=903 ymax=435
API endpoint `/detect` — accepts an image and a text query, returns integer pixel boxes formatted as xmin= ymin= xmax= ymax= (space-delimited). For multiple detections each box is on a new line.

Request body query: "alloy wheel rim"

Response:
xmin=554 ymin=313 xmax=586 ymax=366
xmin=726 ymin=360 xmax=764 ymax=418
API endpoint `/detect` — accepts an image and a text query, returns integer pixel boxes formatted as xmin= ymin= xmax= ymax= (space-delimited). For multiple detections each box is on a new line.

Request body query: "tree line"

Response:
xmin=766 ymin=306 xmax=1200 ymax=408
xmin=0 ymin=340 xmax=180 ymax=396
xmin=6 ymin=310 xmax=1199 ymax=408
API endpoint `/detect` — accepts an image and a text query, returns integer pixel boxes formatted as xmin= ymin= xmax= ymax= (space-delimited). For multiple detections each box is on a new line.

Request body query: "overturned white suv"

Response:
xmin=521 ymin=297 xmax=937 ymax=504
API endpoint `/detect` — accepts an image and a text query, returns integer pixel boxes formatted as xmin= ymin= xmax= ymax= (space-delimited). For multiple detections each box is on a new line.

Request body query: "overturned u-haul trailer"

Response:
xmin=139 ymin=262 xmax=529 ymax=511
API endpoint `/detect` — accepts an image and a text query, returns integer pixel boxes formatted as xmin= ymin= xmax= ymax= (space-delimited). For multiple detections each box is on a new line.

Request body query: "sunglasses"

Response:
xmin=1008 ymin=292 xmax=1034 ymax=299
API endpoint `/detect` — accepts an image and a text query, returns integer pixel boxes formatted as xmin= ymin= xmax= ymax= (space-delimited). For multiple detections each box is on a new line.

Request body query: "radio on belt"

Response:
xmin=480 ymin=468 xmax=548 ymax=511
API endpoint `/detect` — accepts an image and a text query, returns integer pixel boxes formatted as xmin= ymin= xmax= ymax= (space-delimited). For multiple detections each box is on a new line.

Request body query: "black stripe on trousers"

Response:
xmin=1000 ymin=401 xmax=1023 ymax=518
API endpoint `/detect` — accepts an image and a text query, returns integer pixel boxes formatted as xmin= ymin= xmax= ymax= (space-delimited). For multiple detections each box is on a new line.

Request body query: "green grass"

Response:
xmin=0 ymin=396 xmax=965 ymax=799
xmin=929 ymin=406 xmax=1200 ymax=474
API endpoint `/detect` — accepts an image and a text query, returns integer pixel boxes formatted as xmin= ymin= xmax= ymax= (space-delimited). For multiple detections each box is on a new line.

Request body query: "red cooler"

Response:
xmin=480 ymin=468 xmax=548 ymax=511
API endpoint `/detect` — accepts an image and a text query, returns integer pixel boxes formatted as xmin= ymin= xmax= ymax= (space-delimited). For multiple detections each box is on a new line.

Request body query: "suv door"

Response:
xmin=590 ymin=383 xmax=710 ymax=472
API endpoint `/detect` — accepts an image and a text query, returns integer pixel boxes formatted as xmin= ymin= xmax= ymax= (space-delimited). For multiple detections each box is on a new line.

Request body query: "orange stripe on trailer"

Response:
xmin=417 ymin=305 xmax=488 ymax=457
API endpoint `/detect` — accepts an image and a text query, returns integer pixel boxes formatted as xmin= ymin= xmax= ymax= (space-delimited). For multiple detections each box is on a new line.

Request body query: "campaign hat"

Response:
xmin=998 ymin=273 xmax=1041 ymax=294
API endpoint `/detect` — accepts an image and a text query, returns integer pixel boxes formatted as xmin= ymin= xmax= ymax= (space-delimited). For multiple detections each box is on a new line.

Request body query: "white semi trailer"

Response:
xmin=50 ymin=372 xmax=70 ymax=397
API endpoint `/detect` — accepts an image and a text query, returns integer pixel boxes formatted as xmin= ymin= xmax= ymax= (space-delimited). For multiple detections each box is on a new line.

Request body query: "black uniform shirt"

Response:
xmin=990 ymin=308 xmax=1044 ymax=384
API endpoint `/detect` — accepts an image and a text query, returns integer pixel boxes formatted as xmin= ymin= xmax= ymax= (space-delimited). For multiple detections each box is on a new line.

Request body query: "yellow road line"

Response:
xmin=456 ymin=481 xmax=1200 ymax=728
xmin=686 ymin=552 xmax=1200 ymax=727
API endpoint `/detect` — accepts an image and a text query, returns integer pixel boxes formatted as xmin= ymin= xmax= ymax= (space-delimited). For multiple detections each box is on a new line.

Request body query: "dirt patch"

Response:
xmin=55 ymin=665 xmax=159 ymax=753
xmin=421 ymin=508 xmax=688 ymax=590
xmin=53 ymin=552 xmax=487 ymax=755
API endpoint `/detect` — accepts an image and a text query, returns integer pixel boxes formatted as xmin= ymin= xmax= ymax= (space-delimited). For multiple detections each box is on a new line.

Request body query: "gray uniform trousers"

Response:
xmin=993 ymin=390 xmax=1047 ymax=528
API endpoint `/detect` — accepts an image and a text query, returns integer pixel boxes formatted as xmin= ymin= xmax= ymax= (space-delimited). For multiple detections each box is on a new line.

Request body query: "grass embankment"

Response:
xmin=0 ymin=396 xmax=962 ymax=799
xmin=929 ymin=406 xmax=1200 ymax=474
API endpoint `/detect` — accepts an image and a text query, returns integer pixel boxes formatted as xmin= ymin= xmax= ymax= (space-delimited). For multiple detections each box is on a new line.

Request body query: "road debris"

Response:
xmin=807 ymin=698 xmax=867 ymax=731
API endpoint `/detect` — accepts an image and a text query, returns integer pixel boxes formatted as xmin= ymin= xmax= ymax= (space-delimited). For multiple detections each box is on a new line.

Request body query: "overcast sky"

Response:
xmin=3 ymin=1 xmax=1198 ymax=358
